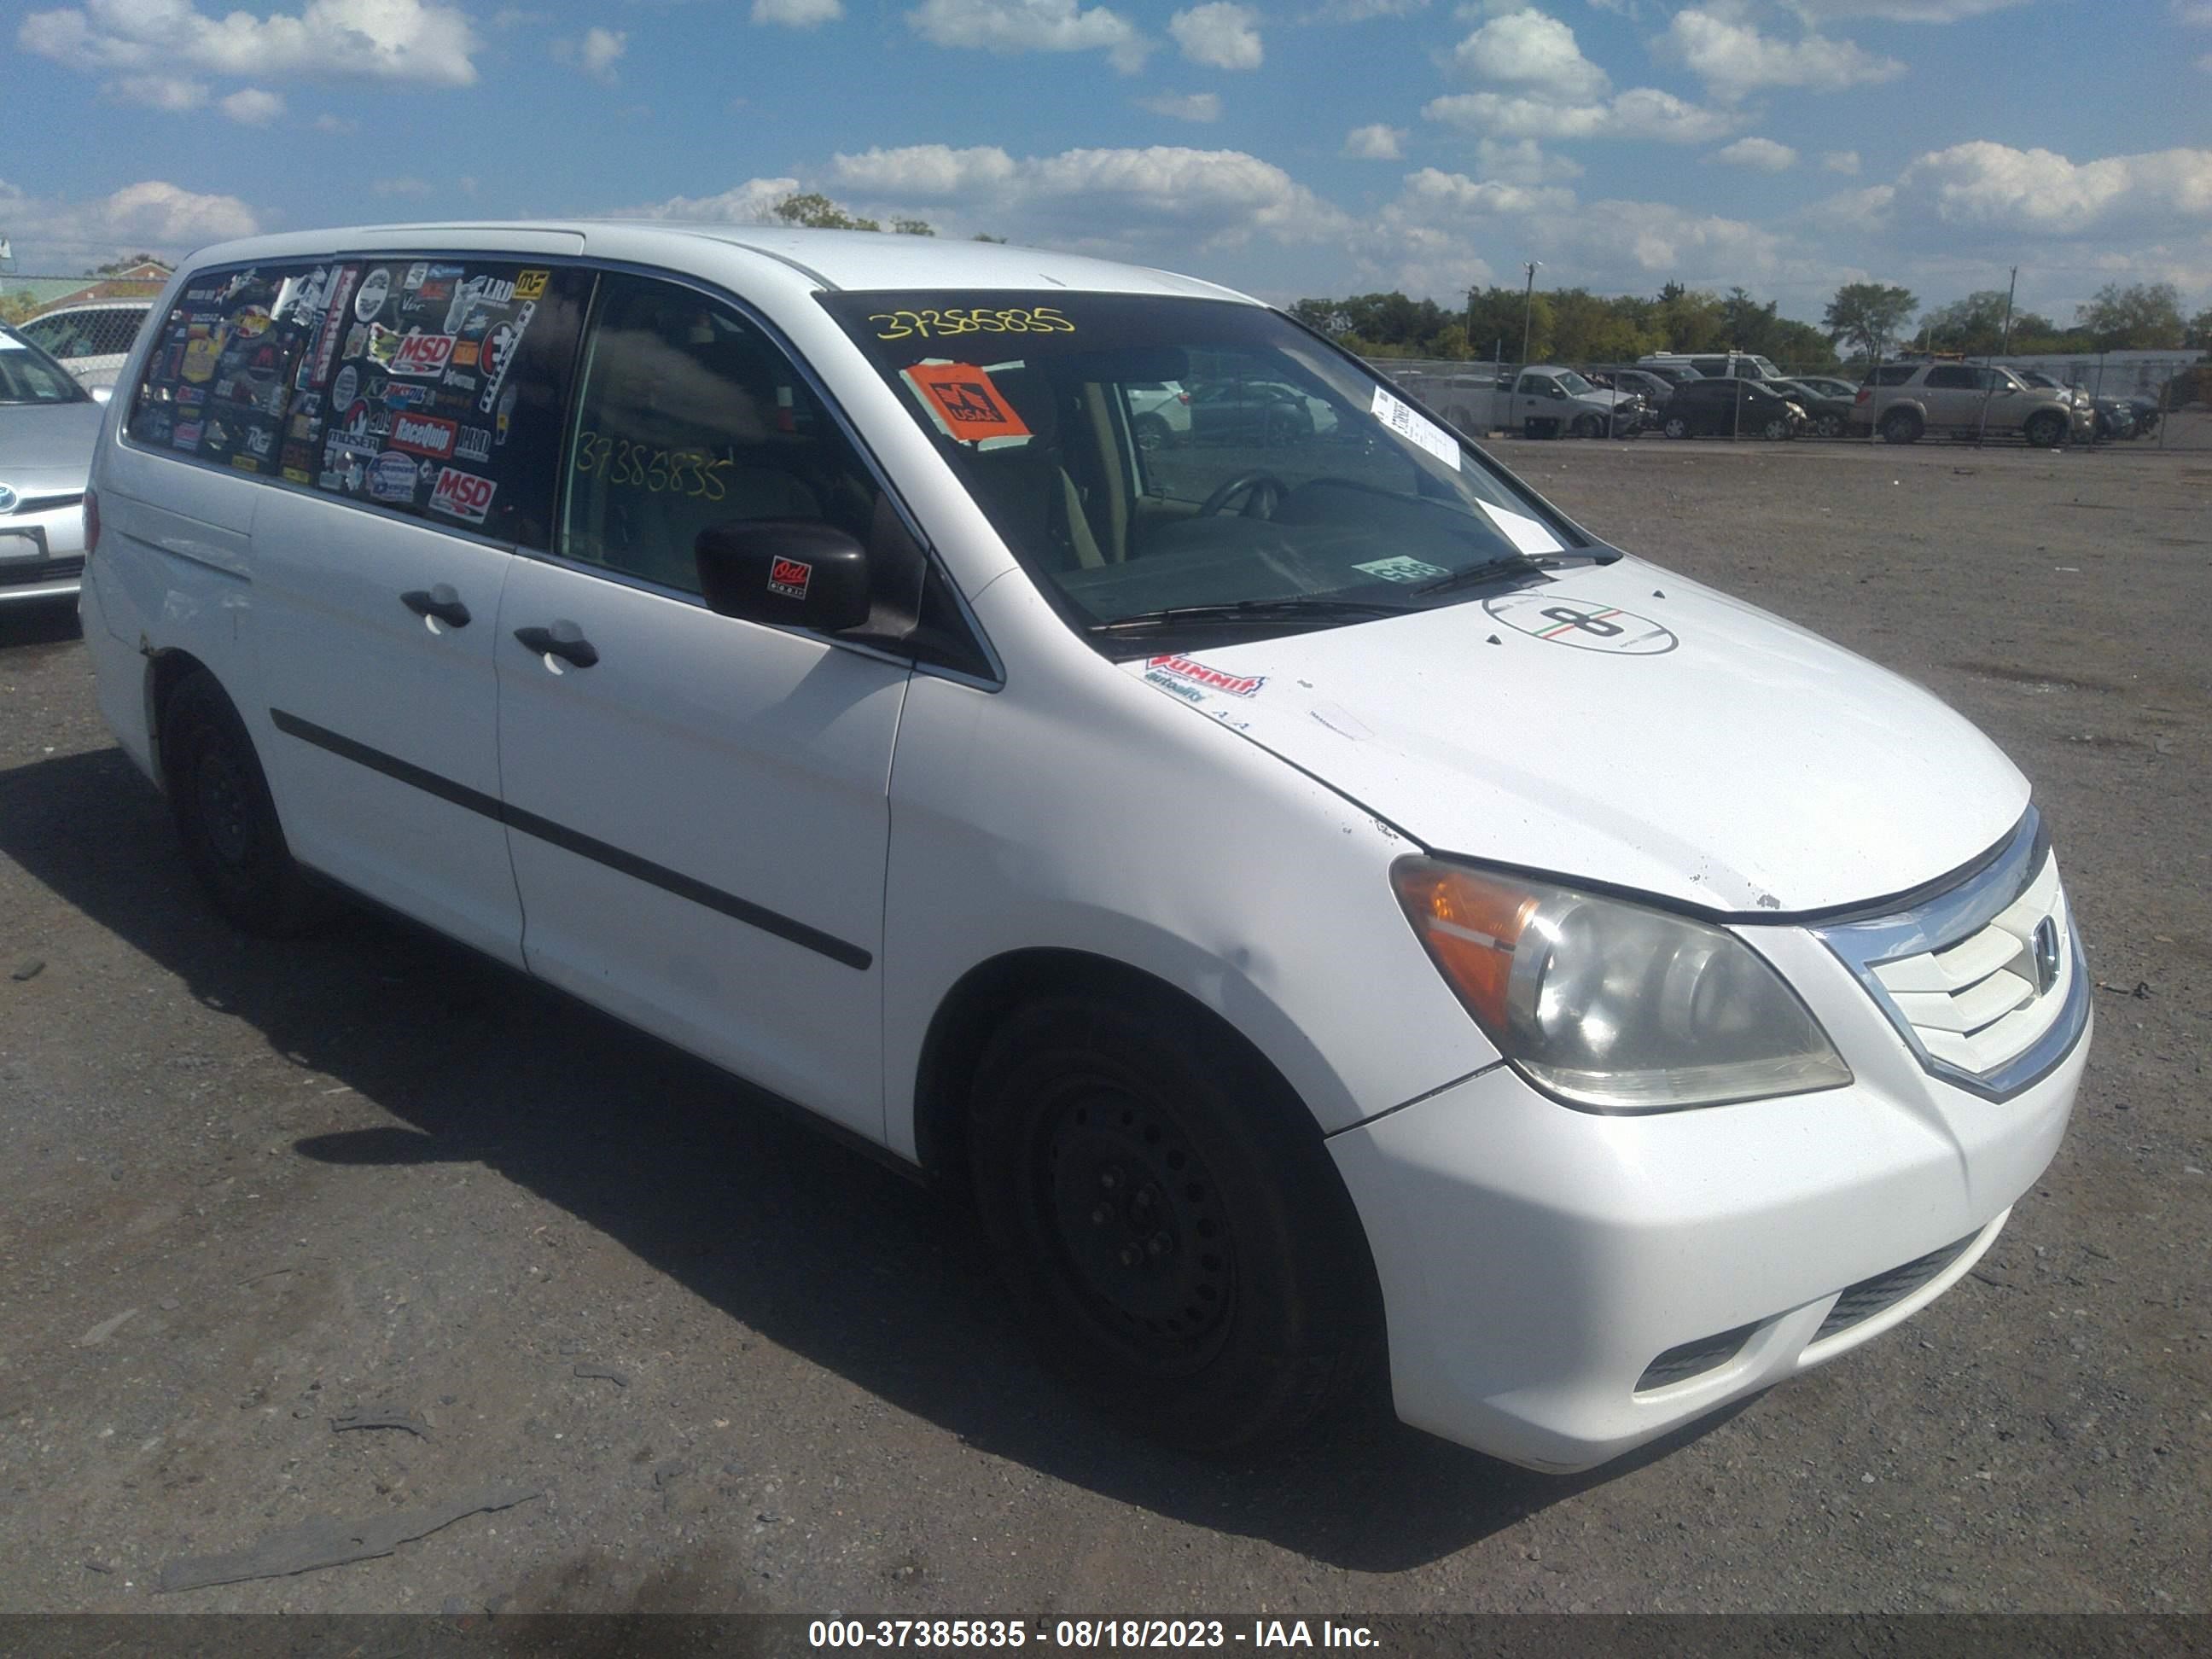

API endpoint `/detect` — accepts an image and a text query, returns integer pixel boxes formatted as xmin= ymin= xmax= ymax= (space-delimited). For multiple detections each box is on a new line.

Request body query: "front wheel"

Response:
xmin=968 ymin=994 xmax=1379 ymax=1450
xmin=1761 ymin=416 xmax=1792 ymax=441
xmin=1134 ymin=414 xmax=1170 ymax=453
xmin=1880 ymin=408 xmax=1923 ymax=445
xmin=1571 ymin=412 xmax=1604 ymax=439
xmin=1813 ymin=412 xmax=1844 ymax=439
xmin=1662 ymin=416 xmax=1690 ymax=439
xmin=2024 ymin=410 xmax=2069 ymax=449
xmin=161 ymin=671 xmax=324 ymax=936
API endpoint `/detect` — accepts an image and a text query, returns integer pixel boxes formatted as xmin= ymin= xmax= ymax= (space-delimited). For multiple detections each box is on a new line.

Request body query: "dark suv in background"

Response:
xmin=1658 ymin=377 xmax=1807 ymax=440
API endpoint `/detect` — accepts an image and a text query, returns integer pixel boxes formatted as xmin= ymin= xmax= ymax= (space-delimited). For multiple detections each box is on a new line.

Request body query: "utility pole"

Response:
xmin=1976 ymin=265 xmax=2017 ymax=448
xmin=1518 ymin=261 xmax=1542 ymax=370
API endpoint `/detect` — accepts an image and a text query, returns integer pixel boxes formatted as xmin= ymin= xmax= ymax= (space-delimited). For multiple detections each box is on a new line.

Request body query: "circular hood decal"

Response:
xmin=1483 ymin=591 xmax=1678 ymax=655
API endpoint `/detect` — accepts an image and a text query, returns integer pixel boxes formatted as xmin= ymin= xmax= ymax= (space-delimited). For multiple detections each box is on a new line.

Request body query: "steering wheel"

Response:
xmin=1197 ymin=470 xmax=1288 ymax=519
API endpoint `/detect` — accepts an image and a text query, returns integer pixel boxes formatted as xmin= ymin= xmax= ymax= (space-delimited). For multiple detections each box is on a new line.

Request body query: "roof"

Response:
xmin=180 ymin=220 xmax=1260 ymax=305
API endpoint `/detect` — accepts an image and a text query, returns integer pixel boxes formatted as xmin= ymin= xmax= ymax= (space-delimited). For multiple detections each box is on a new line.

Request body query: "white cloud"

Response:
xmin=1660 ymin=8 xmax=1906 ymax=98
xmin=1308 ymin=0 xmax=1428 ymax=17
xmin=2180 ymin=0 xmax=2212 ymax=22
xmin=1823 ymin=148 xmax=1861 ymax=174
xmin=753 ymin=0 xmax=841 ymax=23
xmin=580 ymin=24 xmax=626 ymax=80
xmin=1710 ymin=136 xmax=1797 ymax=172
xmin=1398 ymin=166 xmax=1575 ymax=214
xmin=1800 ymin=183 xmax=1895 ymax=233
xmin=1424 ymin=85 xmax=1737 ymax=143
xmin=1342 ymin=122 xmax=1405 ymax=159
xmin=219 ymin=86 xmax=283 ymax=124
xmin=905 ymin=0 xmax=1151 ymax=72
xmin=1169 ymin=3 xmax=1262 ymax=68
xmin=1139 ymin=90 xmax=1223 ymax=120
xmin=312 ymin=111 xmax=355 ymax=131
xmin=0 ymin=176 xmax=261 ymax=268
xmin=620 ymin=176 xmax=802 ymax=223
xmin=20 ymin=0 xmax=481 ymax=87
xmin=642 ymin=143 xmax=1348 ymax=254
xmin=373 ymin=177 xmax=433 ymax=196
xmin=1890 ymin=142 xmax=2212 ymax=236
xmin=109 ymin=73 xmax=208 ymax=110
xmin=1475 ymin=137 xmax=1582 ymax=183
xmin=1453 ymin=10 xmax=1608 ymax=99
xmin=1794 ymin=0 xmax=2026 ymax=18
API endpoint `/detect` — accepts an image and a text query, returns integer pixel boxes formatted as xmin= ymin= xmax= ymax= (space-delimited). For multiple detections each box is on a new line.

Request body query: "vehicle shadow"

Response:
xmin=0 ymin=602 xmax=85 ymax=651
xmin=0 ymin=745 xmax=1736 ymax=1573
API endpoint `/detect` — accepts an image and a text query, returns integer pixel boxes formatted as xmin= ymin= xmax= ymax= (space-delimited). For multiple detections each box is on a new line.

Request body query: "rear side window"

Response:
xmin=1924 ymin=366 xmax=1977 ymax=389
xmin=1865 ymin=365 xmax=1918 ymax=387
xmin=129 ymin=256 xmax=589 ymax=546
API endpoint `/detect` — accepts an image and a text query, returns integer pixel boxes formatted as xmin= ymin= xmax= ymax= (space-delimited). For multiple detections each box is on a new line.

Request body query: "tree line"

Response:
xmin=1295 ymin=279 xmax=2210 ymax=370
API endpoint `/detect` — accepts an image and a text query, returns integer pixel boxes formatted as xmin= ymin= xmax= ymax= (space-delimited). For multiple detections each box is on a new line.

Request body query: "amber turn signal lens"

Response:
xmin=1390 ymin=858 xmax=1541 ymax=1032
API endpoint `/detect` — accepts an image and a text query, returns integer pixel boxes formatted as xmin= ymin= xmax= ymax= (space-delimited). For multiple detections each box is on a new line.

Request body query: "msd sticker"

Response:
xmin=428 ymin=467 xmax=497 ymax=525
xmin=387 ymin=331 xmax=457 ymax=377
xmin=1481 ymin=591 xmax=1677 ymax=655
xmin=767 ymin=556 xmax=812 ymax=600
xmin=1146 ymin=654 xmax=1265 ymax=699
xmin=900 ymin=362 xmax=1031 ymax=445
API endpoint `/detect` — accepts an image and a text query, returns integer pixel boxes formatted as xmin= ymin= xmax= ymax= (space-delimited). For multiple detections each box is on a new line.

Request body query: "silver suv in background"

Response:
xmin=1854 ymin=361 xmax=2092 ymax=447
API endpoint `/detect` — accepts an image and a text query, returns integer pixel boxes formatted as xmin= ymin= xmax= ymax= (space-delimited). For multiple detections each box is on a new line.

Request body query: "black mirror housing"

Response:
xmin=695 ymin=520 xmax=872 ymax=632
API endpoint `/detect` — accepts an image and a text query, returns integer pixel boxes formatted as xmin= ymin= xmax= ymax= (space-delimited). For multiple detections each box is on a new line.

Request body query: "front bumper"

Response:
xmin=1330 ymin=923 xmax=2087 ymax=1473
xmin=0 ymin=499 xmax=87 ymax=605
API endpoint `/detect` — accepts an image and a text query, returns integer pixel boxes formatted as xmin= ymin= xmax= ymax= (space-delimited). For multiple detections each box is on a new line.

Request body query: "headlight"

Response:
xmin=1390 ymin=857 xmax=1852 ymax=1113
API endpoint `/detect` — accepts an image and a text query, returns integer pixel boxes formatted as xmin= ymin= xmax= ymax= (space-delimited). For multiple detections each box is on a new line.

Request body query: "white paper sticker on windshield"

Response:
xmin=0 ymin=335 xmax=25 ymax=351
xmin=1476 ymin=500 xmax=1566 ymax=557
xmin=1371 ymin=385 xmax=1460 ymax=471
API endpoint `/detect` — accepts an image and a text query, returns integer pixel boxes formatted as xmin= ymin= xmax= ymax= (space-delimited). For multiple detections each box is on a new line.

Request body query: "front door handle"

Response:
xmin=514 ymin=623 xmax=600 ymax=669
xmin=401 ymin=585 xmax=471 ymax=628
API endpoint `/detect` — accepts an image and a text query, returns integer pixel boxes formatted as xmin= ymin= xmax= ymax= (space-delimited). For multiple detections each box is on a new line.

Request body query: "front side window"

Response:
xmin=562 ymin=274 xmax=897 ymax=599
xmin=818 ymin=291 xmax=1578 ymax=652
xmin=1925 ymin=366 xmax=1977 ymax=390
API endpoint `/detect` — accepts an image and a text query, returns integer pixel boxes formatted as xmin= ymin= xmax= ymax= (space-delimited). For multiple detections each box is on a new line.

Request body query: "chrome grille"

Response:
xmin=1816 ymin=809 xmax=2088 ymax=1100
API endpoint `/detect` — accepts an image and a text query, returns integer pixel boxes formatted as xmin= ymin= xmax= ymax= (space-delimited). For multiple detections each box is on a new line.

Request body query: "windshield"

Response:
xmin=1553 ymin=370 xmax=1594 ymax=395
xmin=0 ymin=328 xmax=90 ymax=405
xmin=819 ymin=292 xmax=1578 ymax=649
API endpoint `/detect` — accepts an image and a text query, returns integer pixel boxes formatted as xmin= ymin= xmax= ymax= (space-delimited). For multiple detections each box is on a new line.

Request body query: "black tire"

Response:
xmin=1880 ymin=408 xmax=1923 ymax=445
xmin=161 ymin=671 xmax=323 ymax=936
xmin=1134 ymin=414 xmax=1170 ymax=453
xmin=1662 ymin=416 xmax=1690 ymax=439
xmin=2024 ymin=410 xmax=2069 ymax=449
xmin=1761 ymin=416 xmax=1791 ymax=442
xmin=1813 ymin=412 xmax=1843 ymax=439
xmin=968 ymin=992 xmax=1379 ymax=1451
xmin=1570 ymin=412 xmax=1603 ymax=439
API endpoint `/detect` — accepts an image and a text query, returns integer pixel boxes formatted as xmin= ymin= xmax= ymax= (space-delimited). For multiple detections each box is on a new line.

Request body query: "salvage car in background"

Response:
xmin=1857 ymin=363 xmax=2089 ymax=446
xmin=1659 ymin=376 xmax=1806 ymax=439
xmin=15 ymin=300 xmax=152 ymax=393
xmin=0 ymin=322 xmax=99 ymax=606
xmin=1768 ymin=377 xmax=1857 ymax=439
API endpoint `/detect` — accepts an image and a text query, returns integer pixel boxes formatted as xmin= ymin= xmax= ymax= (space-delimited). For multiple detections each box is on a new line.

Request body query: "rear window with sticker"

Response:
xmin=131 ymin=255 xmax=589 ymax=546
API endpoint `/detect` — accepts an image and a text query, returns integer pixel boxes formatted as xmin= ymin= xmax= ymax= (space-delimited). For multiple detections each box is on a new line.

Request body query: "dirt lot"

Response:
xmin=1 ymin=437 xmax=2206 ymax=1616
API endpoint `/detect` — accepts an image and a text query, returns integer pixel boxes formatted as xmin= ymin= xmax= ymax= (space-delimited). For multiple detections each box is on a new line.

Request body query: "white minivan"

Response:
xmin=80 ymin=224 xmax=2089 ymax=1472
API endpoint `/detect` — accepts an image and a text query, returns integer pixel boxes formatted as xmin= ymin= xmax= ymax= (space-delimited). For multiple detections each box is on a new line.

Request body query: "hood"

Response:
xmin=0 ymin=400 xmax=102 ymax=493
xmin=1122 ymin=558 xmax=2028 ymax=915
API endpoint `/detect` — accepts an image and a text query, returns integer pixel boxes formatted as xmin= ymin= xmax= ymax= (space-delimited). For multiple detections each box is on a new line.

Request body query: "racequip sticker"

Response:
xmin=428 ymin=466 xmax=497 ymax=524
xmin=355 ymin=266 xmax=392 ymax=321
xmin=767 ymin=556 xmax=812 ymax=600
xmin=1481 ymin=591 xmax=1678 ymax=655
xmin=387 ymin=410 xmax=458 ymax=459
xmin=900 ymin=362 xmax=1031 ymax=444
xmin=1145 ymin=654 xmax=1266 ymax=698
xmin=387 ymin=331 xmax=457 ymax=377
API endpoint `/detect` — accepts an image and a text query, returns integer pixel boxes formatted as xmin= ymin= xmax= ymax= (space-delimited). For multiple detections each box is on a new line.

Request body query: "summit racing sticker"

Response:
xmin=1481 ymin=592 xmax=1678 ymax=655
xmin=1145 ymin=654 xmax=1265 ymax=699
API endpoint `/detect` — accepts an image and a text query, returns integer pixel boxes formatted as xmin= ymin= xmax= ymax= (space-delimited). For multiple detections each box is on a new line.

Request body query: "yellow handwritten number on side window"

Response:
xmin=574 ymin=431 xmax=731 ymax=501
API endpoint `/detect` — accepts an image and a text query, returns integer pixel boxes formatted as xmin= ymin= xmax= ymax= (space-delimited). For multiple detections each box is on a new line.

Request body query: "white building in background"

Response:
xmin=1986 ymin=351 xmax=2203 ymax=400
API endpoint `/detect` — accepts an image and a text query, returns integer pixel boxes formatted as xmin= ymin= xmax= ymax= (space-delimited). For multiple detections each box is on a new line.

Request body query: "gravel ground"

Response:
xmin=0 ymin=436 xmax=2206 ymax=1615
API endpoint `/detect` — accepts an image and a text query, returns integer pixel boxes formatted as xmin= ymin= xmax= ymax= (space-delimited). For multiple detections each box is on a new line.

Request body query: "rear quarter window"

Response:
xmin=130 ymin=257 xmax=587 ymax=546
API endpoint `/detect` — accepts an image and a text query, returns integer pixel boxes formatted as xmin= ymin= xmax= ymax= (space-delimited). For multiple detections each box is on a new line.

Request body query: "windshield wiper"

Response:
xmin=1411 ymin=548 xmax=1614 ymax=598
xmin=1090 ymin=596 xmax=1415 ymax=636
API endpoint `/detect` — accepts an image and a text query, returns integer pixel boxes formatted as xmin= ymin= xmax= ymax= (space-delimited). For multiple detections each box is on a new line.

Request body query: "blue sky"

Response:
xmin=7 ymin=0 xmax=2210 ymax=327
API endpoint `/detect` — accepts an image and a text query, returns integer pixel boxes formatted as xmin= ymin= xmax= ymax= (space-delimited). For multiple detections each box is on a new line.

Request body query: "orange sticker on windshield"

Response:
xmin=902 ymin=363 xmax=1031 ymax=442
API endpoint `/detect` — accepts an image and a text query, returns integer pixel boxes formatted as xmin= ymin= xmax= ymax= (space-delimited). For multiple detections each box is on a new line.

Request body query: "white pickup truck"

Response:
xmin=1399 ymin=364 xmax=1645 ymax=439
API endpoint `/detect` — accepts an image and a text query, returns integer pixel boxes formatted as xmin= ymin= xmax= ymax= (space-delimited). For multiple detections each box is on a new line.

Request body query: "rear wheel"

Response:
xmin=1880 ymin=408 xmax=1923 ymax=445
xmin=1813 ymin=412 xmax=1844 ymax=439
xmin=968 ymin=992 xmax=1379 ymax=1450
xmin=1134 ymin=414 xmax=1170 ymax=453
xmin=2024 ymin=410 xmax=2069 ymax=449
xmin=1761 ymin=416 xmax=1792 ymax=441
xmin=161 ymin=670 xmax=324 ymax=936
xmin=1662 ymin=415 xmax=1690 ymax=439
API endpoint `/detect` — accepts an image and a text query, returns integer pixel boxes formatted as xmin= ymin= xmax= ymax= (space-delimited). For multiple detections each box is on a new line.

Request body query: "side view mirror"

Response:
xmin=695 ymin=519 xmax=872 ymax=632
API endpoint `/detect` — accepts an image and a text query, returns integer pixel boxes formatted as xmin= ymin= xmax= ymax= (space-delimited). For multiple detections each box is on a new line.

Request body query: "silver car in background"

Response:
xmin=0 ymin=323 xmax=102 ymax=606
xmin=15 ymin=300 xmax=153 ymax=393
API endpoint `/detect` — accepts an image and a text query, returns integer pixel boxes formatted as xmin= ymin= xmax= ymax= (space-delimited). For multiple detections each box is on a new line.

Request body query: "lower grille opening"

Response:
xmin=0 ymin=556 xmax=82 ymax=588
xmin=1813 ymin=1232 xmax=1977 ymax=1344
xmin=1635 ymin=1322 xmax=1759 ymax=1392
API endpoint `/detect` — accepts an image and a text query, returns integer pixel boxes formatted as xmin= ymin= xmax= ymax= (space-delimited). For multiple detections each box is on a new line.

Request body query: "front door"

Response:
xmin=495 ymin=271 xmax=910 ymax=1138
